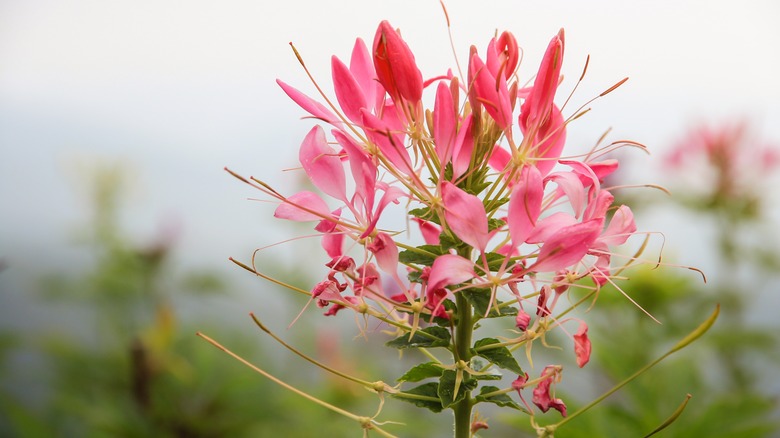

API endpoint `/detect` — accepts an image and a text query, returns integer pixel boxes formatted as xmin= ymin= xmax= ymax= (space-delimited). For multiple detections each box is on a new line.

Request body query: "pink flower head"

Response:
xmin=373 ymin=20 xmax=423 ymax=103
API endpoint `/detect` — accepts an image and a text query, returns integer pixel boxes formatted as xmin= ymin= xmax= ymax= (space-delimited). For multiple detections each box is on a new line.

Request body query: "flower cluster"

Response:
xmin=236 ymin=19 xmax=644 ymax=434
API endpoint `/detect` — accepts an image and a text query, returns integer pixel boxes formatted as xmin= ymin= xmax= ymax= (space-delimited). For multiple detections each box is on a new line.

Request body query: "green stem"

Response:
xmin=453 ymin=292 xmax=474 ymax=438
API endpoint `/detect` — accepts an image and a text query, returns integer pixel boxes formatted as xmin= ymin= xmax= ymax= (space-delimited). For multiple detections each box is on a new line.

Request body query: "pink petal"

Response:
xmin=441 ymin=182 xmax=490 ymax=252
xmin=488 ymin=145 xmax=510 ymax=172
xmin=527 ymin=212 xmax=578 ymax=244
xmin=583 ymin=189 xmax=614 ymax=222
xmin=600 ymin=205 xmax=636 ymax=246
xmin=507 ymin=166 xmax=544 ymax=245
xmin=546 ymin=170 xmax=586 ymax=219
xmin=322 ymin=232 xmax=344 ymax=259
xmin=520 ymin=29 xmax=565 ymax=131
xmin=349 ymin=38 xmax=380 ymax=112
xmin=372 ymin=20 xmax=423 ymax=102
xmin=573 ymin=322 xmax=592 ymax=368
xmin=433 ymin=81 xmax=457 ymax=165
xmin=532 ymin=365 xmax=567 ymax=416
xmin=451 ymin=116 xmax=475 ymax=178
xmin=367 ymin=232 xmax=399 ymax=275
xmin=469 ymin=53 xmax=512 ymax=130
xmin=427 ymin=254 xmax=476 ymax=292
xmin=414 ymin=218 xmax=441 ymax=245
xmin=532 ymin=218 xmax=602 ymax=272
xmin=361 ymin=109 xmax=412 ymax=175
xmin=332 ymin=130 xmax=377 ymax=211
xmin=299 ymin=126 xmax=347 ymax=201
xmin=277 ymin=79 xmax=340 ymax=125
xmin=332 ymin=56 xmax=367 ymax=124
xmin=274 ymin=191 xmax=329 ymax=222
xmin=530 ymin=104 xmax=567 ymax=176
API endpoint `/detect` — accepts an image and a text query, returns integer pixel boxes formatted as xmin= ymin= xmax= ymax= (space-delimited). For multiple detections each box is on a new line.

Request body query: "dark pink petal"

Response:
xmin=532 ymin=218 xmax=602 ymax=272
xmin=532 ymin=365 xmax=567 ymax=417
xmin=496 ymin=31 xmax=519 ymax=79
xmin=451 ymin=115 xmax=475 ymax=178
xmin=414 ymin=218 xmax=441 ymax=245
xmin=367 ymin=232 xmax=399 ymax=275
xmin=600 ymin=205 xmax=636 ymax=246
xmin=427 ymin=253 xmax=476 ymax=292
xmin=349 ymin=38 xmax=380 ymax=112
xmin=274 ymin=191 xmax=330 ymax=222
xmin=589 ymin=159 xmax=619 ymax=181
xmin=277 ymin=79 xmax=340 ymax=125
xmin=573 ymin=322 xmax=592 ymax=367
xmin=520 ymin=29 xmax=565 ymax=131
xmin=469 ymin=53 xmax=513 ymax=130
xmin=433 ymin=81 xmax=457 ymax=165
xmin=442 ymin=182 xmax=490 ymax=252
xmin=299 ymin=126 xmax=347 ymax=201
xmin=508 ymin=166 xmax=544 ymax=246
xmin=372 ymin=20 xmax=423 ymax=103
xmin=530 ymin=104 xmax=567 ymax=176
xmin=361 ymin=109 xmax=412 ymax=175
xmin=332 ymin=56 xmax=367 ymax=124
xmin=332 ymin=129 xmax=377 ymax=211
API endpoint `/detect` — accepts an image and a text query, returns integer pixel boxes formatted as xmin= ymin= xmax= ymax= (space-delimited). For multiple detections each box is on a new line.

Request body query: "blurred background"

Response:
xmin=1 ymin=1 xmax=779 ymax=436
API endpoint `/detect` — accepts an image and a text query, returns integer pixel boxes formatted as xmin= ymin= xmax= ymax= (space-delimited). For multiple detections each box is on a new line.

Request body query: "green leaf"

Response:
xmin=469 ymin=357 xmax=502 ymax=380
xmin=409 ymin=207 xmax=440 ymax=224
xmin=397 ymin=362 xmax=445 ymax=382
xmin=398 ymin=245 xmax=445 ymax=266
xmin=474 ymin=338 xmax=524 ymax=374
xmin=482 ymin=252 xmax=510 ymax=272
xmin=462 ymin=289 xmax=518 ymax=319
xmin=475 ymin=386 xmax=523 ymax=410
xmin=386 ymin=326 xmax=451 ymax=349
xmin=391 ymin=382 xmax=443 ymax=413
xmin=487 ymin=218 xmax=506 ymax=232
xmin=437 ymin=370 xmax=478 ymax=408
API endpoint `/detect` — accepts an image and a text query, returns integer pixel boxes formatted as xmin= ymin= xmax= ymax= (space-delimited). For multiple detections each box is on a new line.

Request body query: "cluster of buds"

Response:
xmin=232 ymin=18 xmax=645 ymax=434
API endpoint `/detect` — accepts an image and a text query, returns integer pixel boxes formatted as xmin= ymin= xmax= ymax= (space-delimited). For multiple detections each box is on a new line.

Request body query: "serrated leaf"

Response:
xmin=474 ymin=338 xmax=524 ymax=374
xmin=431 ymin=299 xmax=457 ymax=326
xmin=438 ymin=370 xmax=478 ymax=408
xmin=475 ymin=386 xmax=523 ymax=410
xmin=438 ymin=231 xmax=460 ymax=250
xmin=409 ymin=207 xmax=440 ymax=224
xmin=398 ymin=245 xmax=445 ymax=266
xmin=391 ymin=382 xmax=443 ymax=413
xmin=487 ymin=218 xmax=506 ymax=232
xmin=483 ymin=252 xmax=510 ymax=272
xmin=462 ymin=289 xmax=518 ymax=319
xmin=397 ymin=362 xmax=445 ymax=382
xmin=386 ymin=326 xmax=451 ymax=349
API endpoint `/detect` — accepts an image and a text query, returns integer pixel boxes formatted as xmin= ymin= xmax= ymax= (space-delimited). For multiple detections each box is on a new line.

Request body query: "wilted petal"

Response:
xmin=442 ymin=182 xmax=489 ymax=252
xmin=573 ymin=322 xmax=592 ymax=367
xmin=299 ymin=126 xmax=347 ymax=201
xmin=532 ymin=365 xmax=567 ymax=417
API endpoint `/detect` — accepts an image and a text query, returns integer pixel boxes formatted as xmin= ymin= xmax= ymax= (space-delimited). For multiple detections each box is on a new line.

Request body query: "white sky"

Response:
xmin=1 ymin=0 xmax=779 ymax=325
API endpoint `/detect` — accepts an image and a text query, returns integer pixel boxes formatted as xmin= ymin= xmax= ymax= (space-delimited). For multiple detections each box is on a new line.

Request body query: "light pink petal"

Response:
xmin=322 ymin=232 xmax=344 ymax=259
xmin=442 ymin=182 xmax=489 ymax=252
xmin=588 ymin=159 xmax=619 ymax=183
xmin=488 ymin=145 xmax=510 ymax=172
xmin=507 ymin=166 xmax=544 ymax=245
xmin=546 ymin=170 xmax=586 ymax=219
xmin=427 ymin=254 xmax=476 ymax=292
xmin=361 ymin=183 xmax=405 ymax=238
xmin=573 ymin=322 xmax=592 ymax=368
xmin=600 ymin=205 xmax=636 ymax=246
xmin=589 ymin=242 xmax=611 ymax=286
xmin=433 ymin=81 xmax=457 ymax=165
xmin=277 ymin=79 xmax=340 ymax=125
xmin=274 ymin=191 xmax=330 ymax=222
xmin=367 ymin=232 xmax=399 ymax=275
xmin=332 ymin=130 xmax=377 ymax=211
xmin=532 ymin=218 xmax=602 ymax=272
xmin=583 ymin=190 xmax=614 ymax=222
xmin=527 ymin=212 xmax=578 ymax=244
xmin=332 ymin=56 xmax=367 ymax=124
xmin=560 ymin=159 xmax=601 ymax=193
xmin=299 ymin=126 xmax=347 ymax=201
